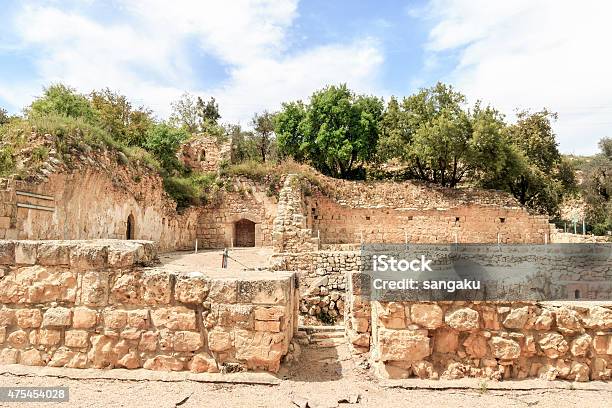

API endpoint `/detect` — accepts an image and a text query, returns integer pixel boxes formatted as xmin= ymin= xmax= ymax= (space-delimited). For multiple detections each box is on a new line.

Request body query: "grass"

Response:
xmin=163 ymin=171 xmax=220 ymax=209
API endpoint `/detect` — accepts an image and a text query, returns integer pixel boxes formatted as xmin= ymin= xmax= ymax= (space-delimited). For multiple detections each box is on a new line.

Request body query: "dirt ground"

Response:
xmin=159 ymin=247 xmax=273 ymax=276
xmin=1 ymin=340 xmax=610 ymax=408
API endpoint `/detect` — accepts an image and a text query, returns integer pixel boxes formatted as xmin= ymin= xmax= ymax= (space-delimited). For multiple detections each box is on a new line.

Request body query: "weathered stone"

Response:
xmin=19 ymin=349 xmax=45 ymax=366
xmin=216 ymin=304 xmax=254 ymax=329
xmin=138 ymin=331 xmax=158 ymax=352
xmin=0 ymin=307 xmax=16 ymax=326
xmin=378 ymin=329 xmax=430 ymax=361
xmin=434 ymin=328 xmax=458 ymax=353
xmin=65 ymin=330 xmax=90 ymax=348
xmin=142 ymin=270 xmax=172 ymax=305
xmin=7 ymin=330 xmax=28 ymax=348
xmin=350 ymin=333 xmax=370 ymax=348
xmin=237 ymin=278 xmax=288 ymax=305
xmin=42 ymin=307 xmax=72 ymax=327
xmin=0 ymin=241 xmax=15 ymax=265
xmin=412 ymin=360 xmax=436 ymax=379
xmin=80 ymin=271 xmax=109 ymax=306
xmin=445 ymin=308 xmax=479 ymax=331
xmin=570 ymin=333 xmax=592 ymax=357
xmin=37 ymin=329 xmax=62 ymax=346
xmin=127 ymin=310 xmax=149 ymax=329
xmin=570 ymin=362 xmax=590 ymax=382
xmin=110 ymin=273 xmax=143 ymax=304
xmin=15 ymin=242 xmax=37 ymax=265
xmin=88 ymin=335 xmax=119 ymax=368
xmin=555 ymin=307 xmax=583 ymax=334
xmin=351 ymin=317 xmax=369 ymax=333
xmin=379 ymin=302 xmax=407 ymax=329
xmin=490 ymin=337 xmax=521 ymax=360
xmin=173 ymin=331 xmax=202 ymax=352
xmin=411 ymin=304 xmax=443 ymax=329
xmin=15 ymin=309 xmax=42 ymax=328
xmin=538 ymin=332 xmax=569 ymax=358
xmin=103 ymin=309 xmax=127 ymax=330
xmin=234 ymin=329 xmax=284 ymax=372
xmin=463 ymin=333 xmax=488 ymax=358
xmin=584 ymin=306 xmax=612 ymax=329
xmin=72 ymin=307 xmax=98 ymax=329
xmin=503 ymin=306 xmax=530 ymax=329
xmin=117 ymin=352 xmax=141 ymax=369
xmin=70 ymin=244 xmax=108 ymax=270
xmin=254 ymin=320 xmax=281 ymax=332
xmin=187 ymin=353 xmax=219 ymax=373
xmin=593 ymin=334 xmax=611 ymax=355
xmin=208 ymin=329 xmax=232 ymax=352
xmin=207 ymin=279 xmax=237 ymax=304
xmin=143 ymin=355 xmax=184 ymax=371
xmin=0 ymin=348 xmax=19 ymax=364
xmin=534 ymin=309 xmax=554 ymax=331
xmin=36 ymin=243 xmax=71 ymax=266
xmin=254 ymin=306 xmax=284 ymax=321
xmin=150 ymin=307 xmax=196 ymax=331
xmin=175 ymin=274 xmax=209 ymax=304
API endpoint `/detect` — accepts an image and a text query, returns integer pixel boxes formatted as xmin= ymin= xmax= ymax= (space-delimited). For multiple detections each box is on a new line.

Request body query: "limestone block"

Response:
xmin=65 ymin=330 xmax=90 ymax=348
xmin=584 ymin=306 xmax=612 ymax=329
xmin=143 ymin=355 xmax=184 ymax=371
xmin=14 ymin=242 xmax=37 ymax=265
xmin=412 ymin=360 xmax=436 ymax=379
xmin=142 ymin=270 xmax=172 ymax=305
xmin=173 ymin=331 xmax=203 ymax=352
xmin=411 ymin=304 xmax=443 ymax=329
xmin=434 ymin=328 xmax=459 ymax=353
xmin=254 ymin=320 xmax=281 ymax=332
xmin=0 ymin=348 xmax=19 ymax=364
xmin=110 ymin=273 xmax=143 ymax=304
xmin=234 ymin=329 xmax=284 ymax=372
xmin=7 ymin=330 xmax=29 ymax=348
xmin=216 ymin=304 xmax=254 ymax=329
xmin=80 ymin=271 xmax=110 ymax=307
xmin=188 ymin=353 xmax=219 ymax=373
xmin=175 ymin=274 xmax=209 ymax=304
xmin=571 ymin=333 xmax=593 ymax=357
xmin=0 ymin=307 xmax=15 ymax=326
xmin=444 ymin=308 xmax=480 ymax=331
xmin=0 ymin=326 xmax=5 ymax=343
xmin=253 ymin=306 xmax=284 ymax=321
xmin=555 ymin=307 xmax=583 ymax=334
xmin=534 ymin=309 xmax=554 ymax=330
xmin=138 ymin=331 xmax=158 ymax=352
xmin=151 ymin=307 xmax=196 ymax=331
xmin=378 ymin=329 xmax=431 ymax=361
xmin=72 ymin=307 xmax=98 ymax=329
xmin=117 ymin=351 xmax=141 ymax=369
xmin=0 ymin=241 xmax=15 ymax=265
xmin=70 ymin=244 xmax=108 ymax=270
xmin=36 ymin=329 xmax=62 ymax=346
xmin=593 ymin=335 xmax=612 ymax=355
xmin=503 ymin=306 xmax=530 ymax=329
xmin=15 ymin=309 xmax=42 ymax=328
xmin=208 ymin=328 xmax=232 ymax=352
xmin=42 ymin=307 xmax=72 ymax=327
xmin=88 ymin=335 xmax=119 ymax=368
xmin=19 ymin=349 xmax=45 ymax=366
xmin=490 ymin=337 xmax=521 ymax=360
xmin=36 ymin=242 xmax=71 ymax=266
xmin=538 ymin=332 xmax=569 ymax=358
xmin=127 ymin=310 xmax=149 ymax=329
xmin=237 ymin=278 xmax=289 ymax=305
xmin=463 ymin=333 xmax=488 ymax=358
xmin=351 ymin=317 xmax=369 ymax=333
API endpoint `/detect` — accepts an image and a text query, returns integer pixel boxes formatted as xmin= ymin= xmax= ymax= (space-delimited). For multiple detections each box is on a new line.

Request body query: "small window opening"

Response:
xmin=499 ymin=217 xmax=506 ymax=223
xmin=574 ymin=289 xmax=580 ymax=299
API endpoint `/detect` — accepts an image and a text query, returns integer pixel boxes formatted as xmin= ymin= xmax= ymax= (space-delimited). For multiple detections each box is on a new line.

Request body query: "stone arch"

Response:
xmin=234 ymin=218 xmax=256 ymax=247
xmin=199 ymin=150 xmax=206 ymax=161
xmin=126 ymin=213 xmax=135 ymax=240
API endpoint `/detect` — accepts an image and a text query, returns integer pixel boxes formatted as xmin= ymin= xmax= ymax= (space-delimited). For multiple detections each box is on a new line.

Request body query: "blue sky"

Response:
xmin=1 ymin=0 xmax=611 ymax=154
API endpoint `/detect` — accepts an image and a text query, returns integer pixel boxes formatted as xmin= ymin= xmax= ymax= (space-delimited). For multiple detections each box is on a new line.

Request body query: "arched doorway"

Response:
xmin=234 ymin=219 xmax=255 ymax=247
xmin=126 ymin=214 xmax=135 ymax=240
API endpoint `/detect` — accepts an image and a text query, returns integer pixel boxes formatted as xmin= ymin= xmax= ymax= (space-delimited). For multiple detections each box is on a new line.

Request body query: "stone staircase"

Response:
xmin=299 ymin=325 xmax=345 ymax=348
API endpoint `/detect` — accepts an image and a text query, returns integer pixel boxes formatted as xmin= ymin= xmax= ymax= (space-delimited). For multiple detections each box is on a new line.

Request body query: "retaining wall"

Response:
xmin=0 ymin=240 xmax=297 ymax=373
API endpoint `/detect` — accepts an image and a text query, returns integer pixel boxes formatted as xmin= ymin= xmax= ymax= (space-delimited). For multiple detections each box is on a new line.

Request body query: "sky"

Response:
xmin=0 ymin=0 xmax=611 ymax=155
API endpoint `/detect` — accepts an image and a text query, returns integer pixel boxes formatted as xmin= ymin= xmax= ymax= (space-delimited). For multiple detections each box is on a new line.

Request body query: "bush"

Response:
xmin=0 ymin=146 xmax=15 ymax=176
xmin=163 ymin=172 xmax=219 ymax=209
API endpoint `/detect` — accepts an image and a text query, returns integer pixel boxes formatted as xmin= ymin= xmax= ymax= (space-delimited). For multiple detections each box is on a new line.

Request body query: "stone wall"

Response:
xmin=0 ymin=240 xmax=297 ymax=373
xmin=178 ymin=134 xmax=230 ymax=173
xmin=368 ymin=301 xmax=612 ymax=381
xmin=0 ymin=154 xmax=199 ymax=252
xmin=196 ymin=178 xmax=278 ymax=248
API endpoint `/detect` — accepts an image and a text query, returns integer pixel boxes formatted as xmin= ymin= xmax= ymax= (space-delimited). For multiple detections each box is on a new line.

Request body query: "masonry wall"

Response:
xmin=0 ymin=156 xmax=199 ymax=252
xmin=196 ymin=179 xmax=278 ymax=248
xmin=0 ymin=240 xmax=297 ymax=373
xmin=177 ymin=134 xmax=230 ymax=173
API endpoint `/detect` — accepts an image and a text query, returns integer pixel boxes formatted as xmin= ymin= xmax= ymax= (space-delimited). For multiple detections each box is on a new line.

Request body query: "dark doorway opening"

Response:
xmin=234 ymin=219 xmax=255 ymax=247
xmin=126 ymin=214 xmax=135 ymax=240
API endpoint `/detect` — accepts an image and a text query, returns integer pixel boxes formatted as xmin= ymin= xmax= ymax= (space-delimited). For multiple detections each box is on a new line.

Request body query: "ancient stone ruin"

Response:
xmin=0 ymin=138 xmax=610 ymax=381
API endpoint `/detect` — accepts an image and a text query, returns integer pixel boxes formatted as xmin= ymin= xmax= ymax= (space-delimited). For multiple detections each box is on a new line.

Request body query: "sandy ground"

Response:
xmin=159 ymin=247 xmax=273 ymax=277
xmin=1 ymin=340 xmax=610 ymax=408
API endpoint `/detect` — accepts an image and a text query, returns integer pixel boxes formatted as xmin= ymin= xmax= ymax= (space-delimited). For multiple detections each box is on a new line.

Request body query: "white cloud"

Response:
xmin=1 ymin=0 xmax=384 ymax=124
xmin=424 ymin=0 xmax=612 ymax=154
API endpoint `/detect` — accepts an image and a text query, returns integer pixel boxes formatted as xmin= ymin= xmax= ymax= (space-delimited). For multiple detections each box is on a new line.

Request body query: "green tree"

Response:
xmin=28 ymin=84 xmax=97 ymax=122
xmin=144 ymin=123 xmax=189 ymax=174
xmin=228 ymin=124 xmax=258 ymax=164
xmin=0 ymin=108 xmax=10 ymax=125
xmin=378 ymin=83 xmax=508 ymax=187
xmin=582 ymin=138 xmax=612 ymax=235
xmin=90 ymin=88 xmax=154 ymax=147
xmin=276 ymin=84 xmax=383 ymax=178
xmin=251 ymin=111 xmax=275 ymax=162
xmin=196 ymin=96 xmax=221 ymax=126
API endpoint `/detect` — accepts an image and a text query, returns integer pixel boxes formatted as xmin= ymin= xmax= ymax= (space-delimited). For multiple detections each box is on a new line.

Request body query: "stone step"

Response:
xmin=310 ymin=331 xmax=345 ymax=340
xmin=312 ymin=338 xmax=347 ymax=348
xmin=299 ymin=325 xmax=344 ymax=334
